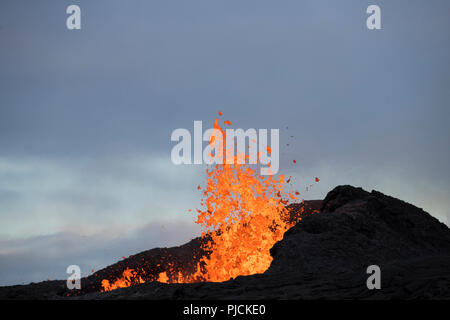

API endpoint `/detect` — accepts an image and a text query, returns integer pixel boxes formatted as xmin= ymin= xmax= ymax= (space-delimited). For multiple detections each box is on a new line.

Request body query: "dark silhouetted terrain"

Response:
xmin=1 ymin=186 xmax=449 ymax=300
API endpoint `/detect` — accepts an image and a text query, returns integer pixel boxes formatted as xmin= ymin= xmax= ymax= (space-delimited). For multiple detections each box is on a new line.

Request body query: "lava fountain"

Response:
xmin=101 ymin=114 xmax=311 ymax=291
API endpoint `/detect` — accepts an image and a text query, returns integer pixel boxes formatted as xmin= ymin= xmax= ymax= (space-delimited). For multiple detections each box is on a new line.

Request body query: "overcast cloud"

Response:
xmin=0 ymin=0 xmax=449 ymax=285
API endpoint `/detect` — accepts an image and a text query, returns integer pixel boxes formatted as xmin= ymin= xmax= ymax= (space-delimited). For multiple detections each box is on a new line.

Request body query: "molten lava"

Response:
xmin=101 ymin=114 xmax=316 ymax=291
xmin=189 ymin=162 xmax=294 ymax=282
xmin=101 ymin=268 xmax=144 ymax=292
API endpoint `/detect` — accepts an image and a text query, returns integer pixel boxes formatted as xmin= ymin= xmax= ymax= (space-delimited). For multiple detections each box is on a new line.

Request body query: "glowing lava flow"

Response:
xmin=101 ymin=268 xmax=144 ymax=292
xmin=101 ymin=115 xmax=310 ymax=291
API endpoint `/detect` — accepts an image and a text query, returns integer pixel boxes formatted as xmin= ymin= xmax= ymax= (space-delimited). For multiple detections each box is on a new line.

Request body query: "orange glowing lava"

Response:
xmin=101 ymin=268 xmax=144 ymax=292
xmin=101 ymin=115 xmax=318 ymax=291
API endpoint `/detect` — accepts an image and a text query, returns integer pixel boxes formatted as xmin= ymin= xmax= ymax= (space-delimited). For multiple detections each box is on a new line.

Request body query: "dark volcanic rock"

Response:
xmin=77 ymin=254 xmax=450 ymax=300
xmin=1 ymin=186 xmax=449 ymax=299
xmin=74 ymin=199 xmax=321 ymax=296
xmin=268 ymin=185 xmax=450 ymax=275
xmin=77 ymin=236 xmax=209 ymax=295
xmin=0 ymin=199 xmax=321 ymax=299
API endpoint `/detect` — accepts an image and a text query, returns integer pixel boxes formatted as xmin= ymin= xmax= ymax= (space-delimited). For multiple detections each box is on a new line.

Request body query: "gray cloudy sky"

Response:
xmin=0 ymin=0 xmax=449 ymax=285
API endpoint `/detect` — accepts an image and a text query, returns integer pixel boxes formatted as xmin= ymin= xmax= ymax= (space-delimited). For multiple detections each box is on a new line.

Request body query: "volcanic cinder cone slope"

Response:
xmin=1 ymin=186 xmax=450 ymax=299
xmin=268 ymin=185 xmax=450 ymax=276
